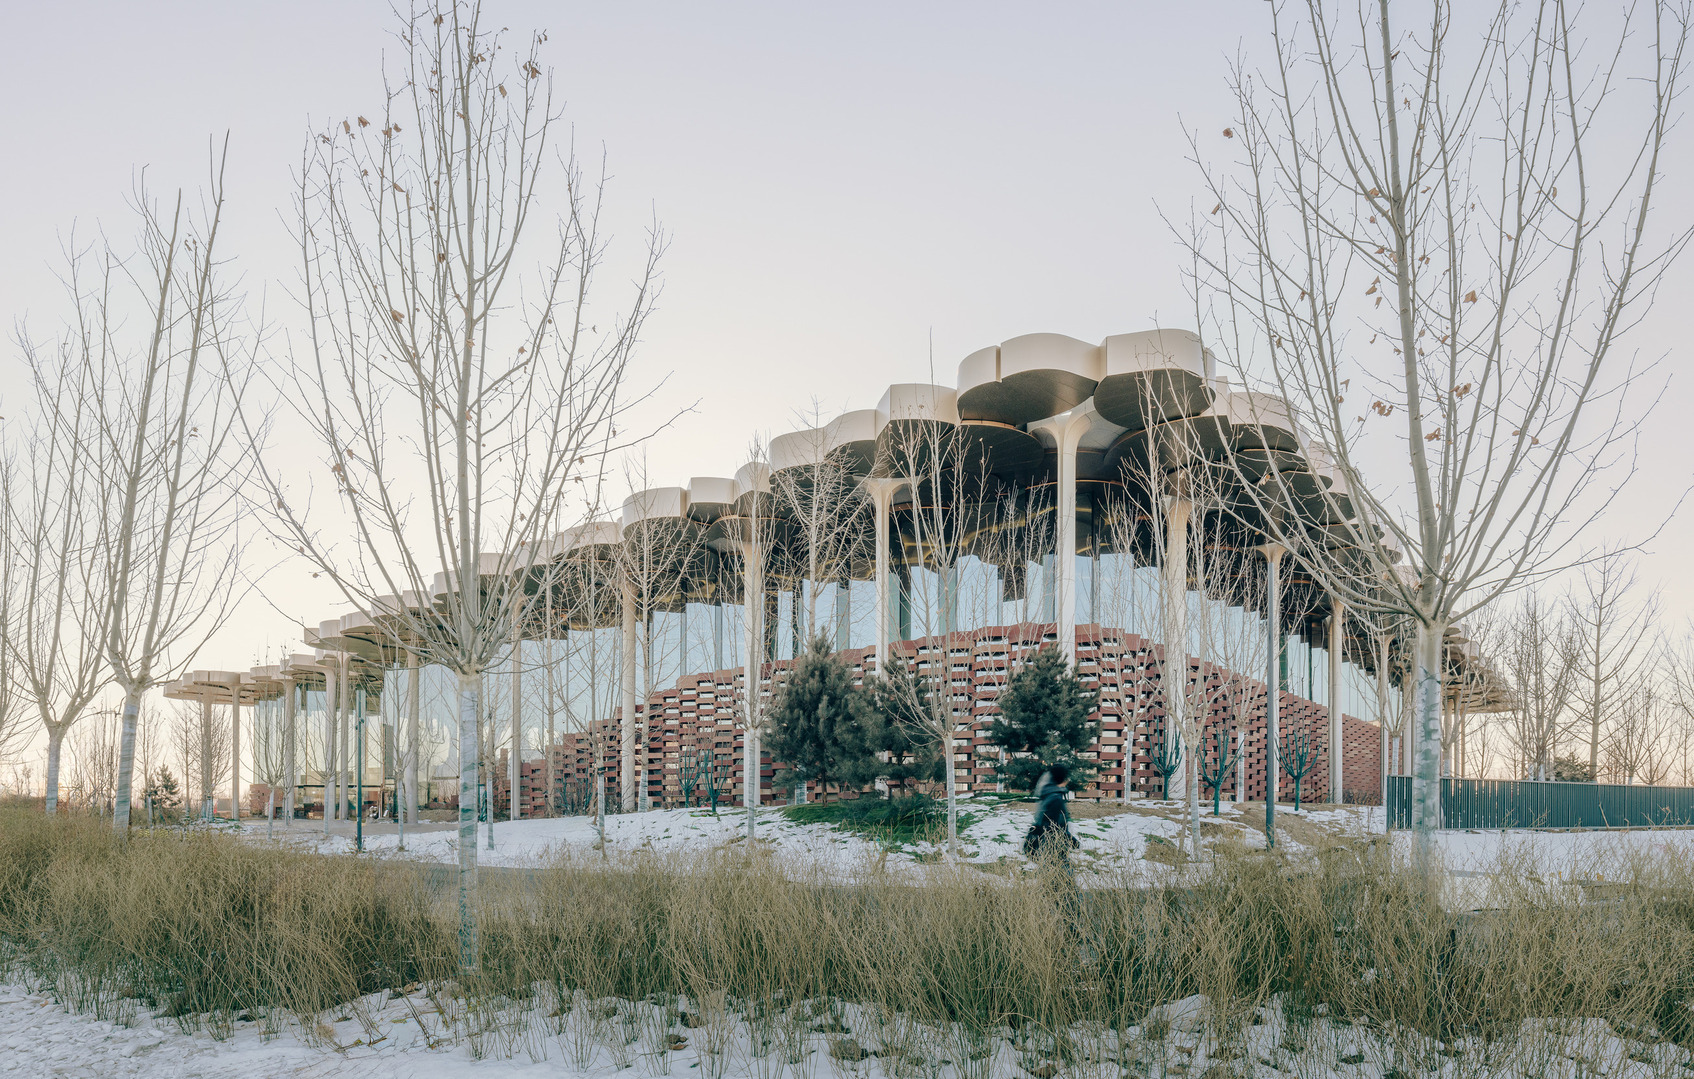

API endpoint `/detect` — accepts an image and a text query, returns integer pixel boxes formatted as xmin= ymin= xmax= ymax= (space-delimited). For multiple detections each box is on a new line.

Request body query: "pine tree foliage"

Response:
xmin=766 ymin=636 xmax=881 ymax=798
xmin=985 ymin=644 xmax=1100 ymax=792
xmin=143 ymin=767 xmax=182 ymax=821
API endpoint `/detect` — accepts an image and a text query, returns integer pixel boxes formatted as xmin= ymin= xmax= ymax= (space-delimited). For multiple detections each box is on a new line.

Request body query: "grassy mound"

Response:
xmin=780 ymin=792 xmax=944 ymax=843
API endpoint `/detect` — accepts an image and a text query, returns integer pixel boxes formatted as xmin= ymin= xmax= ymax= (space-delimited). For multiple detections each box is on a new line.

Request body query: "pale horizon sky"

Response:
xmin=2 ymin=2 xmax=1690 ymax=775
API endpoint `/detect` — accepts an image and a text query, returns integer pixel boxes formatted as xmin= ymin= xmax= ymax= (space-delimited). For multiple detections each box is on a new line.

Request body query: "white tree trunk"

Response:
xmin=621 ymin=585 xmax=638 ymax=813
xmin=456 ymin=669 xmax=481 ymax=972
xmin=1412 ymin=621 xmax=1446 ymax=861
xmin=43 ymin=728 xmax=66 ymax=816
xmin=406 ymin=654 xmax=420 ymax=826
xmin=511 ymin=620 xmax=523 ymax=821
xmin=112 ymin=689 xmax=142 ymax=832
xmin=943 ymin=717 xmax=959 ymax=856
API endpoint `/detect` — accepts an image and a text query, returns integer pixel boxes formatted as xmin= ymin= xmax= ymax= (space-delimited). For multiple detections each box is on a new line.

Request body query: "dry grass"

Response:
xmin=4 ymin=807 xmax=1694 ymax=1073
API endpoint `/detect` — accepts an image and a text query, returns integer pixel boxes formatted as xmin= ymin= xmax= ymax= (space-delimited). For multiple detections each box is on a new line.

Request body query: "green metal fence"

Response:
xmin=1385 ymin=775 xmax=1694 ymax=829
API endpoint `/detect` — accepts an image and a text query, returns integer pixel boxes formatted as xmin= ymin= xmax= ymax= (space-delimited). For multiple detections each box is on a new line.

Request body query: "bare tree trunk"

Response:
xmin=407 ymin=654 xmax=420 ymax=826
xmin=511 ymin=617 xmax=523 ymax=822
xmin=1329 ymin=602 xmax=1344 ymax=802
xmin=1411 ymin=623 xmax=1446 ymax=856
xmin=324 ymin=674 xmax=338 ymax=832
xmin=1377 ymin=652 xmax=1389 ymax=825
xmin=743 ymin=545 xmax=764 ymax=840
xmin=230 ymin=700 xmax=241 ymax=822
xmin=284 ymin=679 xmax=297 ymax=826
xmin=621 ymin=582 xmax=638 ymax=814
xmin=43 ymin=728 xmax=67 ymax=816
xmin=544 ymin=593 xmax=555 ymax=817
xmin=456 ymin=670 xmax=481 ymax=972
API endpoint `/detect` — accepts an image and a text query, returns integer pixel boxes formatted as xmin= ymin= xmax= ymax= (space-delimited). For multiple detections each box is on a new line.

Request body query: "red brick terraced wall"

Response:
xmin=513 ymin=622 xmax=1382 ymax=810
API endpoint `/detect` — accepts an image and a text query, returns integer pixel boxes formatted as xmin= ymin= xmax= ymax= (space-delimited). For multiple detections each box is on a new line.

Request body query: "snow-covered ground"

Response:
xmin=233 ymin=797 xmax=1694 ymax=889
xmin=7 ymin=977 xmax=1688 ymax=1079
xmin=237 ymin=796 xmax=1376 ymax=881
xmin=0 ymin=981 xmax=523 ymax=1078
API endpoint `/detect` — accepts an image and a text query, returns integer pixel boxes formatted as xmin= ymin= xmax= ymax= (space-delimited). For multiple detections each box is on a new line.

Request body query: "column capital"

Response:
xmin=858 ymin=475 xmax=910 ymax=507
xmin=1028 ymin=402 xmax=1096 ymax=454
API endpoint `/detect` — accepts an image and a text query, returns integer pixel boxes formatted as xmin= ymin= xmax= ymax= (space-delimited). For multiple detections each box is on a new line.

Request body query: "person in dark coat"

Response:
xmin=1024 ymin=764 xmax=1079 ymax=865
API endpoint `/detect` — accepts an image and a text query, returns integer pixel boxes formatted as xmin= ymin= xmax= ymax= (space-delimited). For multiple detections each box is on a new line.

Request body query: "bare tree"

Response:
xmin=1187 ymin=0 xmax=1691 ymax=848
xmin=769 ymin=406 xmax=873 ymax=644
xmin=1569 ymin=550 xmax=1660 ymax=782
xmin=239 ymin=2 xmax=659 ymax=971
xmin=65 ymin=709 xmax=122 ymax=815
xmin=0 ymin=455 xmax=25 ymax=771
xmin=769 ymin=413 xmax=873 ymax=802
xmin=1488 ymin=591 xmax=1579 ymax=779
xmin=617 ymin=464 xmax=709 ymax=811
xmin=169 ymin=699 xmax=229 ymax=816
xmin=1606 ymin=681 xmax=1672 ymax=785
xmin=12 ymin=313 xmax=116 ymax=815
xmin=722 ymin=444 xmax=782 ymax=840
xmin=875 ymin=404 xmax=997 ymax=857
xmin=1666 ymin=625 xmax=1694 ymax=785
xmin=96 ymin=152 xmax=250 ymax=836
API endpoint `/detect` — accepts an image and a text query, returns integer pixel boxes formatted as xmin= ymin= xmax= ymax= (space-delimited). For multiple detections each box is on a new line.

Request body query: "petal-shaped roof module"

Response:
xmin=686 ymin=477 xmax=737 ymax=522
xmin=877 ymin=383 xmax=960 ymax=427
xmin=562 ymin=520 xmax=623 ymax=551
xmin=956 ymin=421 xmax=1047 ymax=483
xmin=1225 ymin=390 xmax=1307 ymax=482
xmin=1229 ymin=390 xmax=1303 ymax=451
xmin=1093 ymin=329 xmax=1215 ymax=430
xmin=957 ymin=334 xmax=1102 ymax=425
xmin=733 ymin=461 xmax=773 ymax=518
xmin=622 ymin=486 xmax=690 ymax=531
xmin=769 ymin=427 xmax=829 ymax=474
xmin=823 ymin=409 xmax=880 ymax=475
xmin=733 ymin=461 xmax=771 ymax=500
xmin=875 ymin=384 xmax=959 ymax=476
xmin=340 ymin=608 xmax=377 ymax=635
xmin=428 ymin=553 xmax=512 ymax=598
xmin=1102 ymin=392 xmax=1231 ymax=479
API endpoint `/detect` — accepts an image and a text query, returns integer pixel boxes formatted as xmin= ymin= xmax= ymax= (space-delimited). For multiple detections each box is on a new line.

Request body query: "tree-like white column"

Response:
xmin=230 ymin=690 xmax=242 ymax=822
xmin=1029 ymin=407 xmax=1093 ymax=668
xmin=860 ymin=478 xmax=909 ymax=676
xmin=406 ymin=653 xmax=420 ymax=826
xmin=281 ymin=675 xmax=297 ymax=826
xmin=1161 ymin=483 xmax=1194 ymax=803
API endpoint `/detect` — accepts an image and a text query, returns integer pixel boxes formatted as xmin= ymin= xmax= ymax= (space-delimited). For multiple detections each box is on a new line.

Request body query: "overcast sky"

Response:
xmin=2 ymin=1 xmax=1689 ymax=719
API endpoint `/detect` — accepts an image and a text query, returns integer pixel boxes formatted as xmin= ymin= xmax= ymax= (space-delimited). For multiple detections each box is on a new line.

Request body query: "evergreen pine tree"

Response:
xmin=766 ymin=636 xmax=881 ymax=800
xmin=144 ymin=767 xmax=182 ymax=821
xmin=985 ymin=643 xmax=1100 ymax=792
